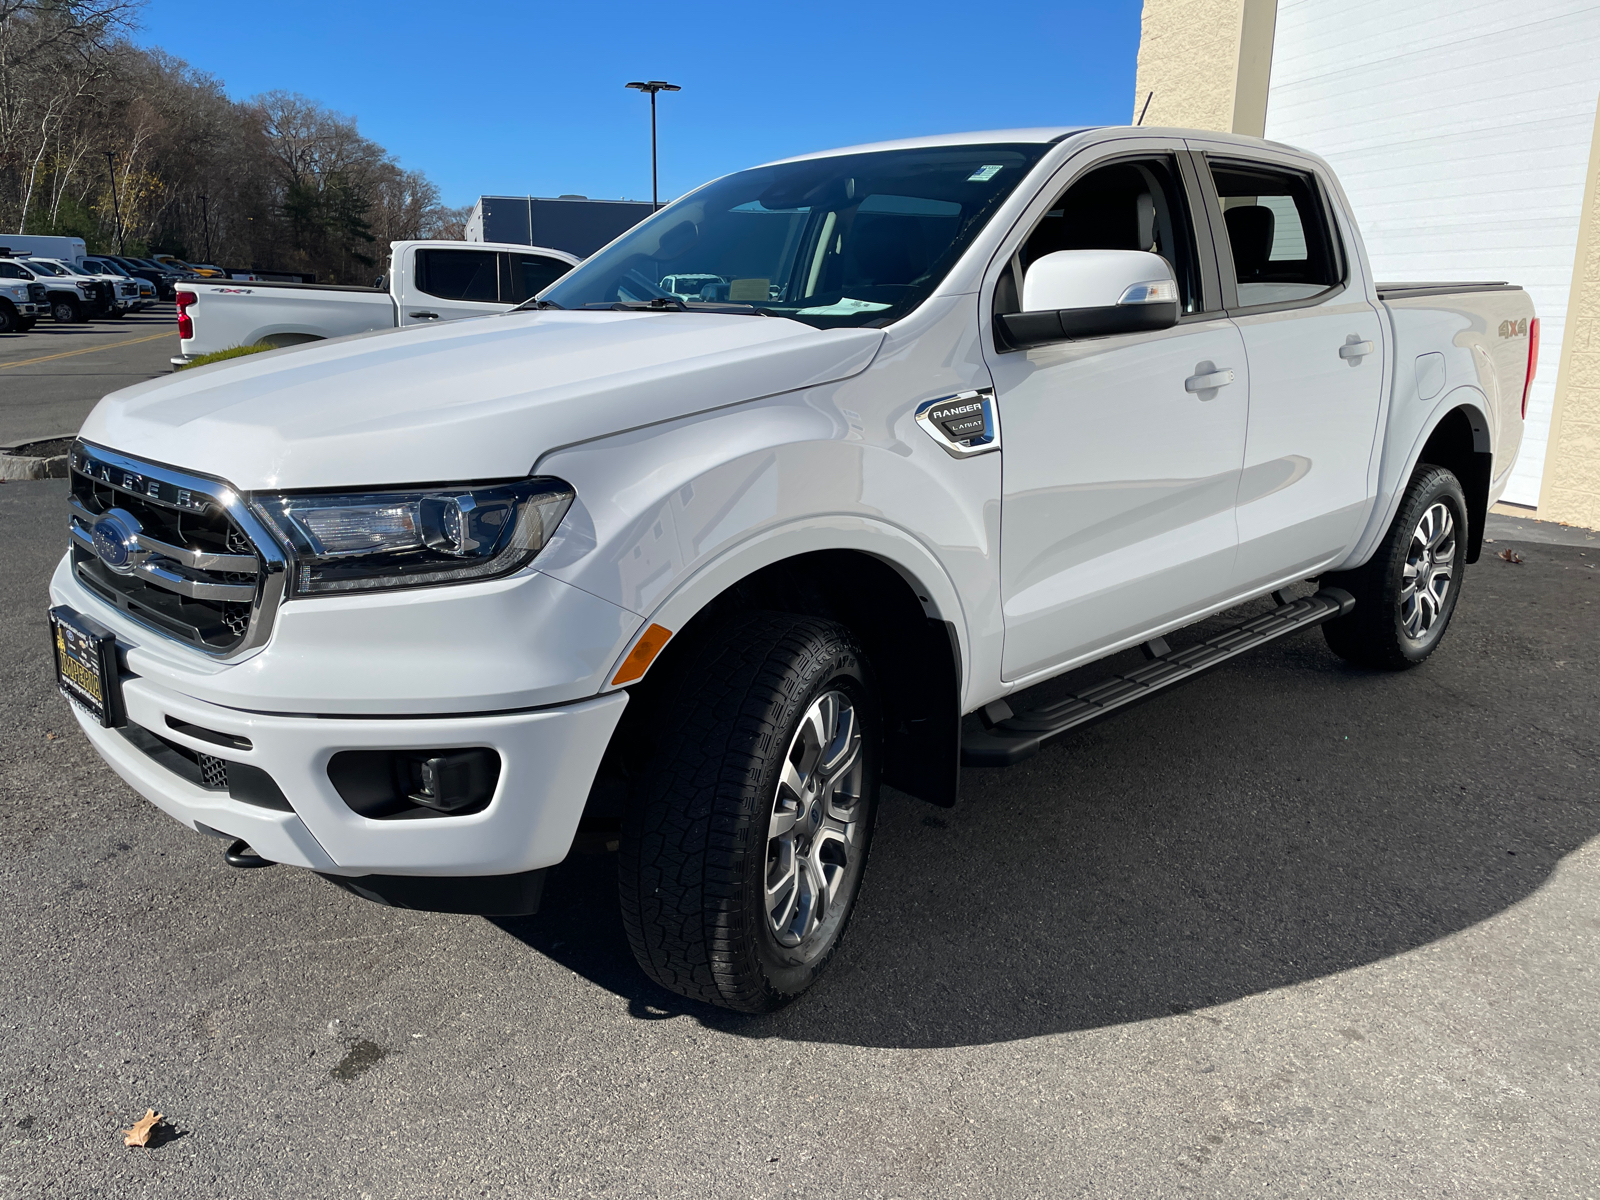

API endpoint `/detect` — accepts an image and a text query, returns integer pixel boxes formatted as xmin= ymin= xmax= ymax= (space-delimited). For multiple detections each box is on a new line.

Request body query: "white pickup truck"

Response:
xmin=52 ymin=127 xmax=1537 ymax=1012
xmin=170 ymin=239 xmax=579 ymax=366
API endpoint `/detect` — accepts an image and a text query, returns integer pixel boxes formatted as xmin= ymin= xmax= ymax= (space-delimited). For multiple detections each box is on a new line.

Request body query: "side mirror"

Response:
xmin=999 ymin=249 xmax=1179 ymax=349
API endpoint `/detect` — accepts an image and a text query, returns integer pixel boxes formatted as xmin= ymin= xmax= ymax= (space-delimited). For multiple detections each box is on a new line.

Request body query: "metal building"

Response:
xmin=465 ymin=196 xmax=656 ymax=259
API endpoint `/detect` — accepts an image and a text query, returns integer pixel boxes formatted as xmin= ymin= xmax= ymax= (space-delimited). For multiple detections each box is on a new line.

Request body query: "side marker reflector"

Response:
xmin=611 ymin=623 xmax=673 ymax=685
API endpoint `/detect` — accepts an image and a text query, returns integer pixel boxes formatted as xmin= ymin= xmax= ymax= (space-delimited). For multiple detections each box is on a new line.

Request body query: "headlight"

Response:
xmin=253 ymin=478 xmax=574 ymax=596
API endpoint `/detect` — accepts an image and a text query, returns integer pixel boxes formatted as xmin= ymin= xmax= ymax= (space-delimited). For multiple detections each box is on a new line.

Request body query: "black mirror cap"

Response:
xmin=997 ymin=300 xmax=1179 ymax=350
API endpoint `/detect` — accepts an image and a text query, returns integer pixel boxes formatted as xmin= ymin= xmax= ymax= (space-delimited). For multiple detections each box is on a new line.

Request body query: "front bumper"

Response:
xmin=68 ymin=672 xmax=626 ymax=877
xmin=50 ymin=551 xmax=639 ymax=878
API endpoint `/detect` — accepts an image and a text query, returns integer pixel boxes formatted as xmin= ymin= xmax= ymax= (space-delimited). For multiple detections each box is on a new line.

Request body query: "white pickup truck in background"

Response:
xmin=55 ymin=126 xmax=1538 ymax=1013
xmin=171 ymin=239 xmax=579 ymax=365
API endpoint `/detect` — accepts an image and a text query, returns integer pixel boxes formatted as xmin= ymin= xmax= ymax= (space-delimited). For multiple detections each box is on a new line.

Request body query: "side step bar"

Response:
xmin=963 ymin=587 xmax=1355 ymax=767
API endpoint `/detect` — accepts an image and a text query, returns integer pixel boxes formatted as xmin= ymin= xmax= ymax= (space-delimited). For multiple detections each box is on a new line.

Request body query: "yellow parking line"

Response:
xmin=0 ymin=329 xmax=176 ymax=370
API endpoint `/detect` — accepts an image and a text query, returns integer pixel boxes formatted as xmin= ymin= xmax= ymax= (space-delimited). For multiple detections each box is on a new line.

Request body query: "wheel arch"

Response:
xmin=1413 ymin=393 xmax=1493 ymax=564
xmin=1351 ymin=387 xmax=1494 ymax=570
xmin=596 ymin=520 xmax=969 ymax=809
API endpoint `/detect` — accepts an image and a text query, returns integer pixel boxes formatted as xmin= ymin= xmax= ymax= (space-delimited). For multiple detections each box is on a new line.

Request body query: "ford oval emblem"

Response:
xmin=90 ymin=509 xmax=143 ymax=574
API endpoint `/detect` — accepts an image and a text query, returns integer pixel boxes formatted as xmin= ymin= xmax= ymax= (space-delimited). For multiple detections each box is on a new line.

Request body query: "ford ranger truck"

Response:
xmin=51 ymin=127 xmax=1538 ymax=1012
xmin=169 ymin=240 xmax=580 ymax=366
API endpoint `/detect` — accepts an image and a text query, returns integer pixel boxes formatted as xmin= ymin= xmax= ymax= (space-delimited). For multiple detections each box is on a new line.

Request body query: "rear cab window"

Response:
xmin=1207 ymin=160 xmax=1343 ymax=309
xmin=415 ymin=249 xmax=500 ymax=301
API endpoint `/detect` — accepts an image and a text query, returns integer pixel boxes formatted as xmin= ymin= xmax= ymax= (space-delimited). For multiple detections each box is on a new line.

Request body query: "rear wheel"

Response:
xmin=51 ymin=297 xmax=82 ymax=324
xmin=1322 ymin=464 xmax=1467 ymax=670
xmin=619 ymin=612 xmax=880 ymax=1012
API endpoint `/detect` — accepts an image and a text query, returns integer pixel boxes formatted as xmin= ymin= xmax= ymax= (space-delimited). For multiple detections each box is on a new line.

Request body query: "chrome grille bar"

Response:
xmin=67 ymin=441 xmax=288 ymax=658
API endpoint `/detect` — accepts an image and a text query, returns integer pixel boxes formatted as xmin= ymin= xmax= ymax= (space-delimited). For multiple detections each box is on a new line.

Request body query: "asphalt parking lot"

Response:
xmin=0 ymin=306 xmax=177 ymax=446
xmin=0 ymin=350 xmax=1596 ymax=1197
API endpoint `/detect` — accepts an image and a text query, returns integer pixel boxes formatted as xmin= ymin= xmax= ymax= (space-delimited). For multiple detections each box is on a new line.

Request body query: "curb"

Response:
xmin=0 ymin=436 xmax=72 ymax=481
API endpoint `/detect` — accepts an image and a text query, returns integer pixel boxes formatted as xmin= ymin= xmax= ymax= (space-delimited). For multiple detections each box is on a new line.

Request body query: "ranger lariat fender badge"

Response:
xmin=915 ymin=389 xmax=1001 ymax=458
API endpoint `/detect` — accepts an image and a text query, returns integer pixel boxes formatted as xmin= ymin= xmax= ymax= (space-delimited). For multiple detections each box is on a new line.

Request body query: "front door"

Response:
xmin=1195 ymin=151 xmax=1387 ymax=589
xmin=985 ymin=152 xmax=1251 ymax=683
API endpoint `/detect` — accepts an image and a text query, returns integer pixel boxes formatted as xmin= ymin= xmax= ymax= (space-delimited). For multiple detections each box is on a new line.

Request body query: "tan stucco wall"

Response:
xmin=1539 ymin=94 xmax=1600 ymax=530
xmin=1132 ymin=0 xmax=1277 ymax=135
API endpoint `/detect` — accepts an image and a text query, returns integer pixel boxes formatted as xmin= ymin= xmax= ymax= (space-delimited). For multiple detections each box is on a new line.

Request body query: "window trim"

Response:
xmin=1193 ymin=152 xmax=1349 ymax=317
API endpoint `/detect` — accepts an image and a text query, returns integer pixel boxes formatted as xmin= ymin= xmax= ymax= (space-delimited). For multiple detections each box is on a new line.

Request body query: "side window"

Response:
xmin=0 ymin=263 xmax=25 ymax=279
xmin=1208 ymin=161 xmax=1341 ymax=308
xmin=1005 ymin=155 xmax=1202 ymax=315
xmin=415 ymin=249 xmax=500 ymax=302
xmin=516 ymin=254 xmax=571 ymax=300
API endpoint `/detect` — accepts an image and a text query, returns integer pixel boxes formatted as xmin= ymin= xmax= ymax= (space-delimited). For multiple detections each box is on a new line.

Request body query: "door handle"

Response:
xmin=1339 ymin=339 xmax=1374 ymax=360
xmin=1184 ymin=367 xmax=1235 ymax=393
xmin=408 ymin=311 xmax=440 ymax=320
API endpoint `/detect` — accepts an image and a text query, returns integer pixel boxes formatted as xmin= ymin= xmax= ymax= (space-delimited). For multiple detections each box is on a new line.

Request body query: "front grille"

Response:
xmin=27 ymin=283 xmax=46 ymax=305
xmin=68 ymin=442 xmax=287 ymax=657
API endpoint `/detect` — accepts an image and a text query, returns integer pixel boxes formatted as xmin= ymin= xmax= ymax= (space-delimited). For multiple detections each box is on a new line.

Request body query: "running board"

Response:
xmin=962 ymin=587 xmax=1355 ymax=767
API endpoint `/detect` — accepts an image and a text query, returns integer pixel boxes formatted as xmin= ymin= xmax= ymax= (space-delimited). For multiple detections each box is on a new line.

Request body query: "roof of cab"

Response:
xmin=763 ymin=127 xmax=1095 ymax=166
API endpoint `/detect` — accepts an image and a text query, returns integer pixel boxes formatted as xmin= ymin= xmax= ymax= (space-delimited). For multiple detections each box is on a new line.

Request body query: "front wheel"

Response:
xmin=619 ymin=612 xmax=880 ymax=1012
xmin=51 ymin=298 xmax=82 ymax=324
xmin=1322 ymin=464 xmax=1468 ymax=670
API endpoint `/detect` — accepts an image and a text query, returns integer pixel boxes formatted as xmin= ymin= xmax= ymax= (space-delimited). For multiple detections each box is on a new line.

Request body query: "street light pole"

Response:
xmin=625 ymin=80 xmax=681 ymax=210
xmin=105 ymin=151 xmax=125 ymax=255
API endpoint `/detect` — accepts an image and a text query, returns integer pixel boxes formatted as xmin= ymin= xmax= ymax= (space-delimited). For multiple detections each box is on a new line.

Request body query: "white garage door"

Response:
xmin=1264 ymin=0 xmax=1600 ymax=506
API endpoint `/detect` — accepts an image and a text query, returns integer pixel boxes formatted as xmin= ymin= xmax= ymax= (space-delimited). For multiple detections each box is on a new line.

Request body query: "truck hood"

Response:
xmin=83 ymin=310 xmax=885 ymax=489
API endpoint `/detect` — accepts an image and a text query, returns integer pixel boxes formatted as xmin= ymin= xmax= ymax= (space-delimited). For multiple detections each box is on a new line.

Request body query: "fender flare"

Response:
xmin=1344 ymin=385 xmax=1492 ymax=569
xmin=600 ymin=514 xmax=971 ymax=699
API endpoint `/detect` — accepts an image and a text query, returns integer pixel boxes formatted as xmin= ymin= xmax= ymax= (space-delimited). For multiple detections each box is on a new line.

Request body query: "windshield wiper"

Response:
xmin=512 ymin=298 xmax=564 ymax=312
xmin=588 ymin=298 xmax=774 ymax=317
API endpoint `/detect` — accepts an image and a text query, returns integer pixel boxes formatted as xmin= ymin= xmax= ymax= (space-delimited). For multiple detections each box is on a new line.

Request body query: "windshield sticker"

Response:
xmin=967 ymin=165 xmax=1003 ymax=182
xmin=795 ymin=297 xmax=892 ymax=316
xmin=727 ymin=278 xmax=771 ymax=302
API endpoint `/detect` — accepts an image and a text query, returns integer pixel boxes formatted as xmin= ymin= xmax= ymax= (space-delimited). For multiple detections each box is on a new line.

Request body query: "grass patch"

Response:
xmin=178 ymin=343 xmax=277 ymax=370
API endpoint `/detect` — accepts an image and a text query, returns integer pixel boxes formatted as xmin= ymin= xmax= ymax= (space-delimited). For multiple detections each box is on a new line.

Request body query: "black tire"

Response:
xmin=19 ymin=317 xmax=36 ymax=331
xmin=51 ymin=297 xmax=81 ymax=324
xmin=0 ymin=303 xmax=15 ymax=334
xmin=619 ymin=611 xmax=880 ymax=1013
xmin=104 ymin=307 xmax=125 ymax=319
xmin=1322 ymin=464 xmax=1468 ymax=670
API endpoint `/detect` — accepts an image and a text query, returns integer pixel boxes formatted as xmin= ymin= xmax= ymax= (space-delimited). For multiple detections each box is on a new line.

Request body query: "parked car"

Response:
xmin=2 ymin=256 xmax=104 ymax=322
xmin=51 ymin=127 xmax=1538 ymax=1013
xmin=0 ymin=254 xmax=50 ymax=322
xmin=81 ymin=257 xmax=155 ymax=309
xmin=153 ymin=255 xmax=224 ymax=278
xmin=170 ymin=240 xmax=578 ymax=366
xmin=106 ymin=256 xmax=186 ymax=300
xmin=0 ymin=276 xmax=40 ymax=332
xmin=27 ymin=257 xmax=140 ymax=319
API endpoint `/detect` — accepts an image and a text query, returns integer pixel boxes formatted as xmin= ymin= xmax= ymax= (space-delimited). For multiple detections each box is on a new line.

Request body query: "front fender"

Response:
xmin=600 ymin=514 xmax=970 ymax=702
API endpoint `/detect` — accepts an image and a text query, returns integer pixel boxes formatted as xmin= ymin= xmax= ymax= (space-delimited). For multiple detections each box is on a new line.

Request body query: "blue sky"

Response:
xmin=136 ymin=1 xmax=1145 ymax=208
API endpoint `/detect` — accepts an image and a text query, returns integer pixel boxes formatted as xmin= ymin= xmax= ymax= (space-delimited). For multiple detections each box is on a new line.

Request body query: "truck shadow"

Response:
xmin=493 ymin=552 xmax=1599 ymax=1049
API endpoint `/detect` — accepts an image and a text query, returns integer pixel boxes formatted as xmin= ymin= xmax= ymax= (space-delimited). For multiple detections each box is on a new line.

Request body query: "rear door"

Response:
xmin=1189 ymin=146 xmax=1386 ymax=589
xmin=399 ymin=247 xmax=508 ymax=326
xmin=983 ymin=143 xmax=1251 ymax=682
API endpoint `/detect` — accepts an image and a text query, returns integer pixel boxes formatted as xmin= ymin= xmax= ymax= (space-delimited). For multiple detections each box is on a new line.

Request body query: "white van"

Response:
xmin=0 ymin=235 xmax=88 ymax=266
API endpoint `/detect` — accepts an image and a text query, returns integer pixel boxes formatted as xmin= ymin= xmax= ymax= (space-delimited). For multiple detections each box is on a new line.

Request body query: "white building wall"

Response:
xmin=1264 ymin=0 xmax=1600 ymax=505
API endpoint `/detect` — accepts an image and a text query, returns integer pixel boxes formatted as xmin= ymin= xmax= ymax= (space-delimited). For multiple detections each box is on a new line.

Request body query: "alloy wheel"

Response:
xmin=765 ymin=689 xmax=867 ymax=952
xmin=1399 ymin=501 xmax=1456 ymax=640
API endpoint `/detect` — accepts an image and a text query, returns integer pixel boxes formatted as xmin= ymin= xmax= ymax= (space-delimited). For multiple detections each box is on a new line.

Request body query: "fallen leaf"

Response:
xmin=1498 ymin=548 xmax=1524 ymax=564
xmin=123 ymin=1108 xmax=162 ymax=1148
xmin=45 ymin=732 xmax=58 ymax=741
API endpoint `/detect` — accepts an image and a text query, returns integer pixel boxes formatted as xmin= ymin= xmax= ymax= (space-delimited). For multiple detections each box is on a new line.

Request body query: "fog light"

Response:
xmin=406 ymin=749 xmax=498 ymax=813
xmin=327 ymin=747 xmax=501 ymax=819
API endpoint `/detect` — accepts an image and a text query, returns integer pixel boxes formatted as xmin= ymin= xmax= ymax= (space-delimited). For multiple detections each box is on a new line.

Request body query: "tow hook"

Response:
xmin=224 ymin=839 xmax=275 ymax=869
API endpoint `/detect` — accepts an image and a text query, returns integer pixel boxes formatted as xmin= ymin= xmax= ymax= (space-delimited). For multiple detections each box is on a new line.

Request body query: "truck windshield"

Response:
xmin=539 ymin=143 xmax=1051 ymax=329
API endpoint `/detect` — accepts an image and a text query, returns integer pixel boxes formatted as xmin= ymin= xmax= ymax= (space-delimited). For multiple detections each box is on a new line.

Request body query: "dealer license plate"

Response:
xmin=49 ymin=606 xmax=124 ymax=728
